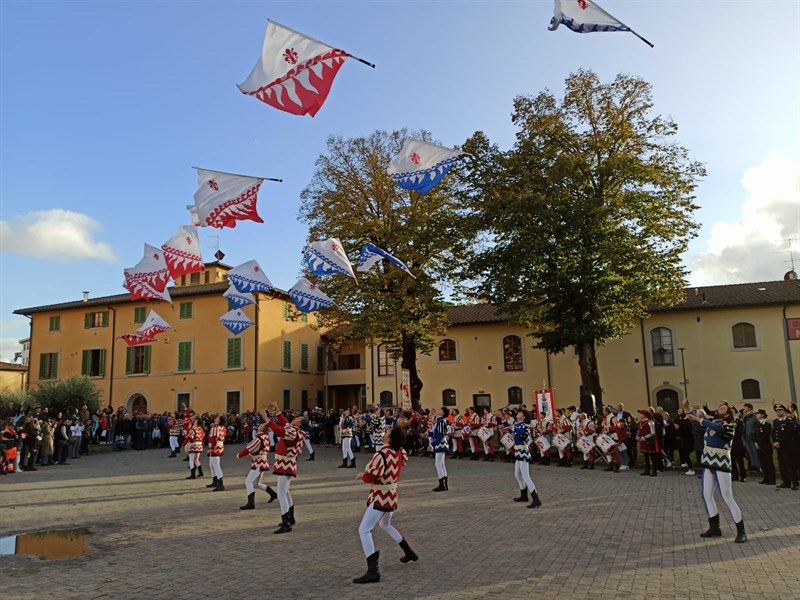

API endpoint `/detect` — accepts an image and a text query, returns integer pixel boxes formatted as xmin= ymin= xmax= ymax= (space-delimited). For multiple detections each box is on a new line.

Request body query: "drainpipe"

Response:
xmin=639 ymin=318 xmax=651 ymax=404
xmin=24 ymin=315 xmax=32 ymax=390
xmin=106 ymin=306 xmax=116 ymax=408
xmin=253 ymin=294 xmax=259 ymax=412
xmin=783 ymin=306 xmax=798 ymax=405
xmin=369 ymin=338 xmax=375 ymax=410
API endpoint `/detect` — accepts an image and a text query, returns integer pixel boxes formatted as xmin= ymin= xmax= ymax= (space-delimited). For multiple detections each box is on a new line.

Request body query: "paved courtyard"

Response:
xmin=1 ymin=446 xmax=799 ymax=600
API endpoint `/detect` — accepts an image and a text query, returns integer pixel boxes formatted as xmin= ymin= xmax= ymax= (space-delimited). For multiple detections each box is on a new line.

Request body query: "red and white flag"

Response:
xmin=238 ymin=21 xmax=359 ymax=117
xmin=193 ymin=168 xmax=264 ymax=229
xmin=124 ymin=244 xmax=171 ymax=303
xmin=137 ymin=310 xmax=171 ymax=339
xmin=119 ymin=333 xmax=155 ymax=347
xmin=161 ymin=225 xmax=203 ymax=279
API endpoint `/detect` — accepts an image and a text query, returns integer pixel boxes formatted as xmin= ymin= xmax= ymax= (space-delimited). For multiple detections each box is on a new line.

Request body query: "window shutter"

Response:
xmin=283 ymin=341 xmax=291 ymax=370
xmin=52 ymin=353 xmax=58 ymax=379
xmin=283 ymin=303 xmax=291 ymax=320
xmin=85 ymin=313 xmax=92 ymax=328
xmin=301 ymin=344 xmax=309 ymax=371
xmin=178 ymin=342 xmax=192 ymax=371
xmin=144 ymin=346 xmax=151 ymax=373
xmin=126 ymin=347 xmax=133 ymax=375
xmin=81 ymin=350 xmax=90 ymax=376
xmin=102 ymin=311 xmax=109 ymax=327
xmin=316 ymin=347 xmax=324 ymax=372
xmin=39 ymin=354 xmax=47 ymax=379
xmin=99 ymin=349 xmax=106 ymax=377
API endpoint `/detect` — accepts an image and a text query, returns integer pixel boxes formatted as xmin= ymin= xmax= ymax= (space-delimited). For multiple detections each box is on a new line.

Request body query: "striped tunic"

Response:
xmin=340 ymin=415 xmax=354 ymax=438
xmin=186 ymin=425 xmax=205 ymax=453
xmin=428 ymin=416 xmax=450 ymax=453
xmin=513 ymin=421 xmax=533 ymax=462
xmin=237 ymin=432 xmax=270 ymax=471
xmin=267 ymin=413 xmax=306 ymax=477
xmin=362 ymin=448 xmax=408 ymax=512
xmin=207 ymin=424 xmax=226 ymax=457
xmin=700 ymin=418 xmax=734 ymax=473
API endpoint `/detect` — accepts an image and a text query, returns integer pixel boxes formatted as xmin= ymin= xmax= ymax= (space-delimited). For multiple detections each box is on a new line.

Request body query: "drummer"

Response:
xmin=598 ymin=405 xmax=622 ymax=473
xmin=539 ymin=417 xmax=555 ymax=466
xmin=555 ymin=408 xmax=574 ymax=467
xmin=577 ymin=412 xmax=597 ymax=470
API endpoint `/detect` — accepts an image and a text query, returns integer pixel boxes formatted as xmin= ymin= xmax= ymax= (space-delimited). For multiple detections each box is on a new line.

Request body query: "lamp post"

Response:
xmin=678 ymin=347 xmax=688 ymax=399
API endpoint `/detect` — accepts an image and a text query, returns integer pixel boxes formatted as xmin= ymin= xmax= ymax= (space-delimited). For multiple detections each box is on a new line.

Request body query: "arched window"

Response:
xmin=379 ymin=391 xmax=393 ymax=407
xmin=377 ymin=344 xmax=395 ymax=377
xmin=741 ymin=379 xmax=761 ymax=400
xmin=129 ymin=394 xmax=148 ymax=414
xmin=442 ymin=389 xmax=457 ymax=406
xmin=507 ymin=386 xmax=523 ymax=405
xmin=503 ymin=335 xmax=523 ymax=371
xmin=650 ymin=327 xmax=675 ymax=366
xmin=438 ymin=339 xmax=457 ymax=362
xmin=732 ymin=322 xmax=757 ymax=349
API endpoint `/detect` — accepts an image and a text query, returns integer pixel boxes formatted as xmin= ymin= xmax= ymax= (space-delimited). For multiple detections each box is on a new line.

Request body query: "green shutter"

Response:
xmin=102 ymin=311 xmax=109 ymax=327
xmin=301 ymin=313 xmax=308 ymax=323
xmin=227 ymin=338 xmax=242 ymax=369
xmin=126 ymin=347 xmax=133 ymax=375
xmin=84 ymin=313 xmax=92 ymax=328
xmin=180 ymin=302 xmax=193 ymax=319
xmin=49 ymin=316 xmax=60 ymax=331
xmin=134 ymin=307 xmax=146 ymax=323
xmin=178 ymin=341 xmax=192 ymax=371
xmin=99 ymin=349 xmax=106 ymax=377
xmin=283 ymin=303 xmax=291 ymax=320
xmin=283 ymin=341 xmax=291 ymax=370
xmin=301 ymin=343 xmax=309 ymax=371
xmin=39 ymin=354 xmax=47 ymax=379
xmin=316 ymin=347 xmax=324 ymax=372
xmin=51 ymin=353 xmax=58 ymax=379
xmin=81 ymin=350 xmax=90 ymax=376
xmin=144 ymin=346 xmax=151 ymax=374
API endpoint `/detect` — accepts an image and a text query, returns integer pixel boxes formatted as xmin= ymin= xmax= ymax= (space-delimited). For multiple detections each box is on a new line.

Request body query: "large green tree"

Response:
xmin=462 ymin=70 xmax=705 ymax=410
xmin=299 ymin=129 xmax=467 ymax=411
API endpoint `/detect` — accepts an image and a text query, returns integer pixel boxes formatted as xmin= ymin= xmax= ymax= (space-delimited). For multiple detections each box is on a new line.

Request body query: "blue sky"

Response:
xmin=1 ymin=0 xmax=799 ymax=361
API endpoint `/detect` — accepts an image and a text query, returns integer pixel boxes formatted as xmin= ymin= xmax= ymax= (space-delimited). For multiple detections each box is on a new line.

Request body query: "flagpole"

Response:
xmin=192 ymin=166 xmax=283 ymax=182
xmin=346 ymin=54 xmax=376 ymax=69
xmin=269 ymin=19 xmax=376 ymax=68
xmin=590 ymin=2 xmax=654 ymax=48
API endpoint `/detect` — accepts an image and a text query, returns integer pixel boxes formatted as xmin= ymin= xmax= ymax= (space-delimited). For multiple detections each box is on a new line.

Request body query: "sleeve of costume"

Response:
xmin=361 ymin=451 xmax=385 ymax=484
xmin=266 ymin=419 xmax=286 ymax=437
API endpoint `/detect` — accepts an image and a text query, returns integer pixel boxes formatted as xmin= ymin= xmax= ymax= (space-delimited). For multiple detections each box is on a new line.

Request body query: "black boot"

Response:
xmin=734 ymin=520 xmax=747 ymax=543
xmin=399 ymin=539 xmax=418 ymax=563
xmin=700 ymin=514 xmax=722 ymax=538
xmin=186 ymin=467 xmax=196 ymax=480
xmin=443 ymin=476 xmax=448 ymax=490
xmin=348 ymin=458 xmax=356 ymax=468
xmin=588 ymin=462 xmax=595 ymax=470
xmin=352 ymin=551 xmax=380 ymax=584
xmin=513 ymin=488 xmax=528 ymax=503
xmin=432 ymin=478 xmax=446 ymax=492
xmin=306 ymin=452 xmax=315 ymax=461
xmin=470 ymin=453 xmax=480 ymax=461
xmin=338 ymin=458 xmax=348 ymax=468
xmin=528 ymin=489 xmax=542 ymax=508
xmin=240 ymin=492 xmax=255 ymax=510
xmin=288 ymin=505 xmax=296 ymax=525
xmin=183 ymin=455 xmax=189 ymax=461
xmin=213 ymin=477 xmax=225 ymax=491
xmin=265 ymin=486 xmax=277 ymax=503
xmin=649 ymin=469 xmax=657 ymax=477
xmin=206 ymin=476 xmax=218 ymax=488
xmin=274 ymin=512 xmax=292 ymax=534
xmin=604 ymin=463 xmax=614 ymax=472
xmin=613 ymin=463 xmax=620 ymax=473
xmin=640 ymin=468 xmax=651 ymax=476
xmin=581 ymin=462 xmax=589 ymax=470
xmin=557 ymin=457 xmax=565 ymax=467
xmin=169 ymin=450 xmax=177 ymax=458
xmin=197 ymin=466 xmax=204 ymax=478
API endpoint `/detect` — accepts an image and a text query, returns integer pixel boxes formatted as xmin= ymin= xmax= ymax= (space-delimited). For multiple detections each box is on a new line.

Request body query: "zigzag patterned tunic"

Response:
xmin=362 ymin=447 xmax=408 ymax=512
xmin=700 ymin=418 xmax=735 ymax=473
xmin=267 ymin=413 xmax=306 ymax=477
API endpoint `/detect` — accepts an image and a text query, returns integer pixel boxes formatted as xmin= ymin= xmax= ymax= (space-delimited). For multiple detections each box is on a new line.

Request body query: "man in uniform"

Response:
xmin=754 ymin=409 xmax=775 ymax=486
xmin=772 ymin=403 xmax=799 ymax=490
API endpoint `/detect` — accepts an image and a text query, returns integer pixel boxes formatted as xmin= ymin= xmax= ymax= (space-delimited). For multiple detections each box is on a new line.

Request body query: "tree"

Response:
xmin=299 ymin=129 xmax=467 ymax=411
xmin=29 ymin=376 xmax=102 ymax=417
xmin=462 ymin=70 xmax=704 ymax=410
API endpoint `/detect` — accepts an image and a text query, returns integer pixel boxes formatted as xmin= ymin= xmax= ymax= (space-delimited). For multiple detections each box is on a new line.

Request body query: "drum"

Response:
xmin=500 ymin=432 xmax=514 ymax=450
xmin=552 ymin=432 xmax=571 ymax=452
xmin=534 ymin=436 xmax=551 ymax=452
xmin=576 ymin=436 xmax=595 ymax=454
xmin=461 ymin=426 xmax=472 ymax=438
xmin=596 ymin=433 xmax=617 ymax=454
xmin=477 ymin=426 xmax=492 ymax=442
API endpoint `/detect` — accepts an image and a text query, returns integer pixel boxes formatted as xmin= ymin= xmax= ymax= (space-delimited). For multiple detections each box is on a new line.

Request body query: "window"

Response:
xmin=377 ymin=344 xmax=395 ymax=376
xmin=126 ymin=346 xmax=151 ymax=375
xmin=650 ymin=327 xmax=675 ymax=366
xmin=190 ymin=272 xmax=201 ymax=285
xmin=84 ymin=311 xmax=109 ymax=328
xmin=227 ymin=338 xmax=242 ymax=369
xmin=741 ymin=379 xmax=761 ymax=400
xmin=282 ymin=341 xmax=292 ymax=370
xmin=39 ymin=352 xmax=58 ymax=380
xmin=732 ymin=322 xmax=757 ymax=349
xmin=133 ymin=307 xmax=146 ymax=324
xmin=177 ymin=341 xmax=192 ymax=372
xmin=81 ymin=349 xmax=106 ymax=377
xmin=179 ymin=302 xmax=193 ymax=320
xmin=204 ymin=271 xmax=210 ymax=284
xmin=283 ymin=389 xmax=291 ymax=411
xmin=442 ymin=389 xmax=457 ymax=407
xmin=316 ymin=346 xmax=325 ymax=373
xmin=176 ymin=392 xmax=191 ymax=411
xmin=339 ymin=354 xmax=361 ymax=369
xmin=438 ymin=339 xmax=457 ymax=362
xmin=300 ymin=343 xmax=309 ymax=372
xmin=283 ymin=303 xmax=292 ymax=320
xmin=48 ymin=316 xmax=61 ymax=332
xmin=226 ymin=391 xmax=241 ymax=414
xmin=508 ymin=386 xmax=523 ymax=405
xmin=379 ymin=391 xmax=393 ymax=407
xmin=503 ymin=335 xmax=523 ymax=371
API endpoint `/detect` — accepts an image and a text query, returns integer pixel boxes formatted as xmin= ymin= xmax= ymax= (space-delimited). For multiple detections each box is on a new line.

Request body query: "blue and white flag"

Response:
xmin=305 ymin=238 xmax=356 ymax=279
xmin=220 ymin=308 xmax=254 ymax=335
xmin=388 ymin=140 xmax=464 ymax=195
xmin=289 ymin=277 xmax=335 ymax=313
xmin=223 ymin=285 xmax=256 ymax=309
xmin=356 ymin=243 xmax=415 ymax=278
xmin=548 ymin=0 xmax=653 ymax=47
xmin=228 ymin=260 xmax=274 ymax=294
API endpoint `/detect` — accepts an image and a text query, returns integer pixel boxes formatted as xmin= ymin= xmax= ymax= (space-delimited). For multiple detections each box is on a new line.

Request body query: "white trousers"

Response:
xmin=469 ymin=437 xmax=478 ymax=453
xmin=701 ymin=469 xmax=742 ymax=522
xmin=358 ymin=503 xmax=403 ymax=557
xmin=304 ymin=437 xmax=314 ymax=455
xmin=245 ymin=469 xmax=266 ymax=494
xmin=169 ymin=436 xmax=179 ymax=452
xmin=514 ymin=460 xmax=536 ymax=493
xmin=209 ymin=456 xmax=223 ymax=479
xmin=189 ymin=452 xmax=201 ymax=469
xmin=277 ymin=474 xmax=293 ymax=514
xmin=342 ymin=438 xmax=354 ymax=460
xmin=435 ymin=452 xmax=447 ymax=478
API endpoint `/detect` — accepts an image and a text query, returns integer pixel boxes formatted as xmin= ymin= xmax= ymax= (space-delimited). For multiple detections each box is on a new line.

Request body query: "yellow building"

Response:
xmin=0 ymin=361 xmax=28 ymax=392
xmin=329 ymin=280 xmax=800 ymax=416
xmin=14 ymin=263 xmax=326 ymax=415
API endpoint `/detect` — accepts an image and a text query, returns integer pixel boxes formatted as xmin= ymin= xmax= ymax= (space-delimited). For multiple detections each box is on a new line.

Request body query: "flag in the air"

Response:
xmin=186 ymin=205 xmax=201 ymax=227
xmin=137 ymin=310 xmax=171 ymax=339
xmin=289 ymin=278 xmax=335 ymax=313
xmin=220 ymin=309 xmax=254 ymax=335
xmin=548 ymin=0 xmax=653 ymax=47
xmin=161 ymin=225 xmax=203 ymax=280
xmin=388 ymin=140 xmax=464 ymax=194
xmin=193 ymin=168 xmax=264 ymax=229
xmin=305 ymin=238 xmax=356 ymax=279
xmin=223 ymin=285 xmax=256 ymax=309
xmin=227 ymin=260 xmax=274 ymax=294
xmin=238 ymin=21 xmax=360 ymax=117
xmin=124 ymin=244 xmax=171 ymax=303
xmin=356 ymin=243 xmax=415 ymax=278
xmin=119 ymin=333 xmax=156 ymax=347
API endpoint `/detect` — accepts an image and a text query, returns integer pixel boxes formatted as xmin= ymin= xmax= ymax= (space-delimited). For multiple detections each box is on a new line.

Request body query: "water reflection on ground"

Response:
xmin=0 ymin=528 xmax=93 ymax=560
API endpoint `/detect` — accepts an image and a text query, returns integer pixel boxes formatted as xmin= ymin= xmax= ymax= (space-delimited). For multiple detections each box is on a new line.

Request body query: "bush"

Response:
xmin=29 ymin=376 xmax=102 ymax=417
xmin=0 ymin=388 xmax=32 ymax=417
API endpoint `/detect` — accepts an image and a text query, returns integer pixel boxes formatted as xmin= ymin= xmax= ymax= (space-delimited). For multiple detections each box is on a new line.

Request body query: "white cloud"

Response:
xmin=0 ymin=209 xmax=117 ymax=262
xmin=0 ymin=337 xmax=25 ymax=364
xmin=691 ymin=155 xmax=800 ymax=285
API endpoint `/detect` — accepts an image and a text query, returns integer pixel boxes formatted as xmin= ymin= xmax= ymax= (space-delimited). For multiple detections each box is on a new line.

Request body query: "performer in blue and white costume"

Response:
xmin=368 ymin=408 xmax=387 ymax=453
xmin=429 ymin=407 xmax=450 ymax=492
xmin=687 ymin=405 xmax=746 ymax=543
xmin=500 ymin=410 xmax=542 ymax=508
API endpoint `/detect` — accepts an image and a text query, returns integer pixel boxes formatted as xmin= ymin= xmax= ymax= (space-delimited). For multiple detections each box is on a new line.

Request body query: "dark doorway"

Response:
xmin=655 ymin=388 xmax=679 ymax=416
xmin=473 ymin=394 xmax=491 ymax=413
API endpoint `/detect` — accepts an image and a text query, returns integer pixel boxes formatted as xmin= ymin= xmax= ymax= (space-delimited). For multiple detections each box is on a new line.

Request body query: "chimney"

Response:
xmin=82 ymin=291 xmax=89 ymax=303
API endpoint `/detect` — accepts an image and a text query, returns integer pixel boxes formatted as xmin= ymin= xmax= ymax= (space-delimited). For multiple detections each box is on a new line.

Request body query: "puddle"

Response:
xmin=0 ymin=528 xmax=93 ymax=560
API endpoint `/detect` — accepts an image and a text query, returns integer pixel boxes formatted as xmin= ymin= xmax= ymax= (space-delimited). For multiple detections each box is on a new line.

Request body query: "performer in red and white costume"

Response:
xmin=236 ymin=422 xmax=277 ymax=509
xmin=467 ymin=407 xmax=481 ymax=460
xmin=577 ymin=413 xmax=597 ymax=470
xmin=556 ymin=408 xmax=574 ymax=467
xmin=598 ymin=406 xmax=622 ymax=473
xmin=181 ymin=407 xmax=192 ymax=461
xmin=480 ymin=407 xmax=497 ymax=461
xmin=263 ymin=405 xmax=307 ymax=534
xmin=353 ymin=428 xmax=418 ymax=584
xmin=167 ymin=411 xmax=182 ymax=458
xmin=206 ymin=415 xmax=226 ymax=491
xmin=185 ymin=417 xmax=205 ymax=479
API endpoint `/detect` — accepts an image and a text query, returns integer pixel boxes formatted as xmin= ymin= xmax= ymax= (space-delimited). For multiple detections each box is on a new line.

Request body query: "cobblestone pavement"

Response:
xmin=1 ymin=446 xmax=799 ymax=600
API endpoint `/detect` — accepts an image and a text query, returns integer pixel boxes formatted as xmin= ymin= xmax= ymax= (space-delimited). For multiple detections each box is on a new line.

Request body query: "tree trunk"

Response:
xmin=577 ymin=339 xmax=603 ymax=414
xmin=401 ymin=331 xmax=422 ymax=413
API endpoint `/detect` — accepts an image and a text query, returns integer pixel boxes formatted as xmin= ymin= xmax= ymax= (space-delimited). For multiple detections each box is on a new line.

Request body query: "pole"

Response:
xmin=253 ymin=294 xmax=259 ymax=412
xmin=679 ymin=347 xmax=688 ymax=399
xmin=107 ymin=306 xmax=116 ymax=409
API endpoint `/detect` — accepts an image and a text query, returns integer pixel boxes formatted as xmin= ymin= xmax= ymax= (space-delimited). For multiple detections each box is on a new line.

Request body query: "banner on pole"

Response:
xmin=401 ymin=369 xmax=412 ymax=411
xmin=534 ymin=388 xmax=556 ymax=423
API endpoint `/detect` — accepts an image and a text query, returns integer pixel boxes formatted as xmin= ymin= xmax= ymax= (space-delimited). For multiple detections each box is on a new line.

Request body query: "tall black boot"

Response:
xmin=513 ymin=488 xmax=529 ymax=503
xmin=399 ymin=539 xmax=418 ymax=563
xmin=185 ymin=467 xmax=196 ymax=480
xmin=274 ymin=512 xmax=292 ymax=534
xmin=306 ymin=452 xmax=315 ymax=461
xmin=528 ymin=489 xmax=542 ymax=508
xmin=734 ymin=520 xmax=747 ymax=543
xmin=169 ymin=450 xmax=177 ymax=458
xmin=700 ymin=514 xmax=722 ymax=537
xmin=183 ymin=455 xmax=189 ymax=461
xmin=265 ymin=486 xmax=278 ymax=503
xmin=206 ymin=476 xmax=218 ymax=488
xmin=352 ymin=551 xmax=380 ymax=584
xmin=197 ymin=465 xmax=204 ymax=478
xmin=348 ymin=458 xmax=356 ymax=468
xmin=288 ymin=505 xmax=296 ymax=525
xmin=240 ymin=492 xmax=255 ymax=510
xmin=432 ymin=478 xmax=445 ymax=492
xmin=338 ymin=458 xmax=348 ymax=468
xmin=443 ymin=476 xmax=448 ymax=490
xmin=213 ymin=477 xmax=225 ymax=491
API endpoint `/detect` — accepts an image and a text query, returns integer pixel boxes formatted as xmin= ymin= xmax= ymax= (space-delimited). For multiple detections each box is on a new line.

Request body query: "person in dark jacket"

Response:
xmin=754 ymin=409 xmax=775 ymax=485
xmin=741 ymin=403 xmax=760 ymax=471
xmin=729 ymin=407 xmax=747 ymax=483
xmin=772 ymin=404 xmax=799 ymax=490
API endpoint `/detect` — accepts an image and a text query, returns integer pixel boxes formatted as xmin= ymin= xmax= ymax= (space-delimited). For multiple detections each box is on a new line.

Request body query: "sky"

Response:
xmin=1 ymin=0 xmax=799 ymax=362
